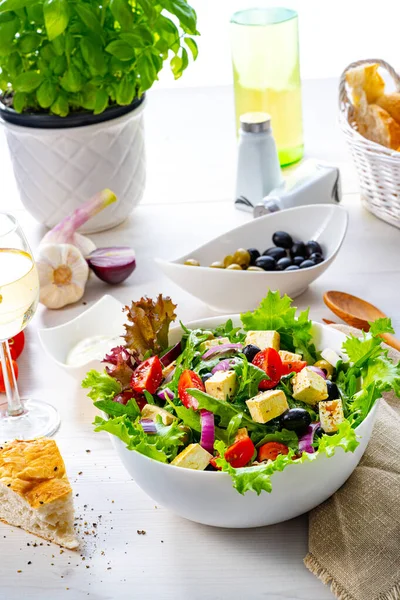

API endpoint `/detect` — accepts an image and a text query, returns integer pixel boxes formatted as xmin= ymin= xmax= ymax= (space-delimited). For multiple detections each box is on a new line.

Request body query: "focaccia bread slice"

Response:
xmin=0 ymin=438 xmax=78 ymax=549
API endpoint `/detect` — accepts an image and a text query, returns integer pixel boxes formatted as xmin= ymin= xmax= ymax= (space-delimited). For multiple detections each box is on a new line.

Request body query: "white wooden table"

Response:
xmin=1 ymin=79 xmax=399 ymax=600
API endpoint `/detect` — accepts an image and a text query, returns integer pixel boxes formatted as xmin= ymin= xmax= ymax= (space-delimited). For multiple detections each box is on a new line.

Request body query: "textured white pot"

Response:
xmin=2 ymin=99 xmax=146 ymax=233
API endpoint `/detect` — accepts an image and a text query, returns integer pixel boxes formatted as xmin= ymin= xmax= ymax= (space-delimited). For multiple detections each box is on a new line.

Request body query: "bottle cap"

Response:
xmin=240 ymin=112 xmax=271 ymax=133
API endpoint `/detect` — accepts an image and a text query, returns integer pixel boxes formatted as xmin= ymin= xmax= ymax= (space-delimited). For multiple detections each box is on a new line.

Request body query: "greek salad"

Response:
xmin=82 ymin=292 xmax=400 ymax=495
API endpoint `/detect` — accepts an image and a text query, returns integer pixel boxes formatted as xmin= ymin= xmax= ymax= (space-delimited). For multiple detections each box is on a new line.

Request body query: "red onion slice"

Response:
xmin=161 ymin=342 xmax=181 ymax=367
xmin=157 ymin=387 xmax=174 ymax=402
xmin=298 ymin=422 xmax=321 ymax=454
xmin=200 ymin=409 xmax=215 ymax=454
xmin=202 ymin=343 xmax=243 ymax=360
xmin=87 ymin=247 xmax=136 ymax=284
xmin=211 ymin=359 xmax=232 ymax=375
xmin=139 ymin=419 xmax=157 ymax=434
xmin=308 ymin=366 xmax=327 ymax=379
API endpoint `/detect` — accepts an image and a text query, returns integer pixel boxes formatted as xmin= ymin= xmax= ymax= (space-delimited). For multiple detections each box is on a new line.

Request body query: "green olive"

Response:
xmin=314 ymin=359 xmax=335 ymax=379
xmin=223 ymin=254 xmax=235 ymax=268
xmin=210 ymin=261 xmax=225 ymax=268
xmin=247 ymin=266 xmax=264 ymax=272
xmin=226 ymin=263 xmax=242 ymax=270
xmin=233 ymin=248 xmax=251 ymax=268
xmin=184 ymin=258 xmax=200 ymax=266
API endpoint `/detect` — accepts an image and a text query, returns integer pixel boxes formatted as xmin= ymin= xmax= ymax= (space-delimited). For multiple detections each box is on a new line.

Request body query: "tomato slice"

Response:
xmin=252 ymin=348 xmax=283 ymax=390
xmin=8 ymin=331 xmax=25 ymax=361
xmin=281 ymin=360 xmax=307 ymax=375
xmin=258 ymin=441 xmax=289 ymax=462
xmin=130 ymin=356 xmax=162 ymax=395
xmin=225 ymin=436 xmax=255 ymax=468
xmin=178 ymin=370 xmax=204 ymax=410
xmin=0 ymin=360 xmax=19 ymax=394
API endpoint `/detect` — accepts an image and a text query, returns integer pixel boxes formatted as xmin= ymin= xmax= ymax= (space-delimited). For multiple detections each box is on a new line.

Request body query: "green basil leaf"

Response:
xmin=109 ymin=0 xmax=133 ymax=31
xmin=120 ymin=29 xmax=153 ymax=48
xmin=0 ymin=0 xmax=37 ymax=13
xmin=115 ymin=75 xmax=135 ymax=105
xmin=154 ymin=15 xmax=179 ymax=53
xmin=170 ymin=54 xmax=182 ymax=79
xmin=0 ymin=15 xmax=18 ymax=55
xmin=74 ymin=3 xmax=102 ymax=36
xmin=184 ymin=36 xmax=197 ymax=60
xmin=26 ymin=2 xmax=43 ymax=21
xmin=181 ymin=46 xmax=188 ymax=71
xmin=137 ymin=50 xmax=157 ymax=91
xmin=79 ymin=83 xmax=96 ymax=110
xmin=136 ymin=0 xmax=156 ymax=21
xmin=105 ymin=39 xmax=135 ymax=61
xmin=158 ymin=0 xmax=198 ymax=35
xmin=6 ymin=51 xmax=21 ymax=77
xmin=60 ymin=64 xmax=83 ymax=92
xmin=50 ymin=54 xmax=66 ymax=75
xmin=93 ymin=88 xmax=108 ymax=114
xmin=80 ymin=37 xmax=107 ymax=75
xmin=50 ymin=92 xmax=68 ymax=116
xmin=14 ymin=70 xmax=43 ymax=92
xmin=12 ymin=90 xmax=26 ymax=112
xmin=18 ymin=31 xmax=42 ymax=54
xmin=36 ymin=79 xmax=56 ymax=107
xmin=40 ymin=42 xmax=55 ymax=63
xmin=51 ymin=33 xmax=65 ymax=55
xmin=43 ymin=0 xmax=69 ymax=41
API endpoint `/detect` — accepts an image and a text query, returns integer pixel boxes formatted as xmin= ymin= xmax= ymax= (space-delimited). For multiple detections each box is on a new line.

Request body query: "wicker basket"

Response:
xmin=339 ymin=58 xmax=400 ymax=228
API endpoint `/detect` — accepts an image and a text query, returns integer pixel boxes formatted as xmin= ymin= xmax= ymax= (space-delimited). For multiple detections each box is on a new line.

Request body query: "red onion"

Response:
xmin=202 ymin=343 xmax=243 ymax=360
xmin=298 ymin=422 xmax=321 ymax=454
xmin=200 ymin=410 xmax=215 ymax=454
xmin=157 ymin=387 xmax=174 ymax=402
xmin=308 ymin=366 xmax=327 ymax=379
xmin=161 ymin=342 xmax=181 ymax=367
xmin=139 ymin=419 xmax=157 ymax=434
xmin=211 ymin=359 xmax=232 ymax=375
xmin=86 ymin=247 xmax=136 ymax=284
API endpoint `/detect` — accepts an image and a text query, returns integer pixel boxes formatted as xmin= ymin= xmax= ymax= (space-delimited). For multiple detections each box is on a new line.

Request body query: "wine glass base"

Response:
xmin=0 ymin=399 xmax=60 ymax=442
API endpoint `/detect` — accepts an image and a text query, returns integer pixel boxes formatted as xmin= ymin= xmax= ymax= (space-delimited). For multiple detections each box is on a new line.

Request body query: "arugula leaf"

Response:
xmin=93 ymin=415 xmax=185 ymax=462
xmin=255 ymin=429 xmax=299 ymax=450
xmin=240 ymin=291 xmax=316 ymax=363
xmin=231 ymin=356 xmax=266 ymax=404
xmin=188 ymin=388 xmax=261 ymax=431
xmin=164 ymin=397 xmax=201 ymax=432
xmin=82 ymin=370 xmax=121 ymax=401
xmin=212 ymin=319 xmax=246 ymax=344
xmin=226 ymin=413 xmax=243 ymax=444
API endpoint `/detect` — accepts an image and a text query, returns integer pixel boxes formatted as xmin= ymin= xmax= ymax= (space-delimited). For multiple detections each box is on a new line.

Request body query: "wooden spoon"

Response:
xmin=323 ymin=290 xmax=400 ymax=352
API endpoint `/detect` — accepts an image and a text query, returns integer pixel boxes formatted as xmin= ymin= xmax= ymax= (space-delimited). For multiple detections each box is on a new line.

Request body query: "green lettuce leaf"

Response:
xmin=240 ymin=291 xmax=316 ymax=363
xmin=93 ymin=398 xmax=140 ymax=419
xmin=254 ymin=428 xmax=299 ymax=450
xmin=82 ymin=370 xmax=121 ymax=401
xmin=93 ymin=415 xmax=186 ymax=462
xmin=317 ymin=420 xmax=359 ymax=456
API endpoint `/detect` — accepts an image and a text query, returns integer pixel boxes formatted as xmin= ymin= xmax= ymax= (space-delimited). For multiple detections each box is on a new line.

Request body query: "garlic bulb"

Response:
xmin=37 ymin=244 xmax=89 ymax=309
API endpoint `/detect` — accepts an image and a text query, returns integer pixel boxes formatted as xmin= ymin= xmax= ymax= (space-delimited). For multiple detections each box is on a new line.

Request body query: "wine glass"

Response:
xmin=0 ymin=213 xmax=60 ymax=442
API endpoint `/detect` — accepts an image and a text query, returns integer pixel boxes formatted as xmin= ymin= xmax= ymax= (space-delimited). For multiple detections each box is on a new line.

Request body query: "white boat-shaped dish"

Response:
xmin=156 ymin=204 xmax=348 ymax=312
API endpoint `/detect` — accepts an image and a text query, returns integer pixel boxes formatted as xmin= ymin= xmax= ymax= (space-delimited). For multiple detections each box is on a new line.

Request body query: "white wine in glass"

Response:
xmin=0 ymin=214 xmax=60 ymax=442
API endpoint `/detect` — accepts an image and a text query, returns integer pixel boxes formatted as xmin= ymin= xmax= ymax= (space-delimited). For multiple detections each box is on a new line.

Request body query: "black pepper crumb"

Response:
xmin=54 ymin=466 xmax=58 ymax=471
xmin=137 ymin=530 xmax=146 ymax=535
xmin=27 ymin=561 xmax=31 ymax=565
xmin=78 ymin=471 xmax=83 ymax=475
xmin=86 ymin=449 xmax=91 ymax=453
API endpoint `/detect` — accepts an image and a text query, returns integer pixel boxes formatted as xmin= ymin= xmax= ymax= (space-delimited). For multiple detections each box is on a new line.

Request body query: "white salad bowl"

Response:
xmin=156 ymin=204 xmax=348 ymax=312
xmin=110 ymin=315 xmax=378 ymax=528
xmin=38 ymin=295 xmax=125 ymax=378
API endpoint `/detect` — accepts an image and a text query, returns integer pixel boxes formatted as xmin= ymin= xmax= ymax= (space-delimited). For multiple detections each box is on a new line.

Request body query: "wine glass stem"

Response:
xmin=0 ymin=340 xmax=24 ymax=417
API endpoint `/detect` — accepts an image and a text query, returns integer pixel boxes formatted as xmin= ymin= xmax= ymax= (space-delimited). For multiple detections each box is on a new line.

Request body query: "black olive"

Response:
xmin=247 ymin=248 xmax=260 ymax=265
xmin=205 ymin=463 xmax=218 ymax=471
xmin=309 ymin=252 xmax=324 ymax=264
xmin=285 ymin=265 xmax=300 ymax=271
xmin=293 ymin=256 xmax=304 ymax=266
xmin=243 ymin=344 xmax=261 ymax=362
xmin=290 ymin=241 xmax=306 ymax=258
xmin=306 ymin=240 xmax=322 ymax=257
xmin=299 ymin=259 xmax=315 ymax=269
xmin=263 ymin=247 xmax=287 ymax=261
xmin=202 ymin=373 xmax=213 ymax=384
xmin=314 ymin=426 xmax=325 ymax=438
xmin=276 ymin=257 xmax=292 ymax=270
xmin=326 ymin=380 xmax=340 ymax=401
xmin=272 ymin=231 xmax=293 ymax=249
xmin=255 ymin=256 xmax=276 ymax=271
xmin=280 ymin=408 xmax=311 ymax=434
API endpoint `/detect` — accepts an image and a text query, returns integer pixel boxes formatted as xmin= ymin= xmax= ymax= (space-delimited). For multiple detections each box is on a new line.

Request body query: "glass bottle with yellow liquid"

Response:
xmin=230 ymin=7 xmax=304 ymax=167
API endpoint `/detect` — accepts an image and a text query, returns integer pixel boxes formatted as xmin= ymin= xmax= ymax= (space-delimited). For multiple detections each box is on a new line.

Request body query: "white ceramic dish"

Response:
xmin=110 ymin=314 xmax=378 ymax=528
xmin=38 ymin=295 xmax=125 ymax=378
xmin=156 ymin=204 xmax=348 ymax=312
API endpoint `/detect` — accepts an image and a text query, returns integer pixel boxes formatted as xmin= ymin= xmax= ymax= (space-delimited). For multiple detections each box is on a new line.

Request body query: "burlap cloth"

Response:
xmin=304 ymin=325 xmax=400 ymax=600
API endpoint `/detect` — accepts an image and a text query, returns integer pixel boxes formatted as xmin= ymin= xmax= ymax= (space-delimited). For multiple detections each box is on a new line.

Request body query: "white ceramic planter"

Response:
xmin=2 ymin=100 xmax=146 ymax=233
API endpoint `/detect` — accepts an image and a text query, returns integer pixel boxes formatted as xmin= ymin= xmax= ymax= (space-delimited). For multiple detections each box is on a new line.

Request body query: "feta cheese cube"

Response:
xmin=246 ymin=389 xmax=289 ymax=424
xmin=141 ymin=404 xmax=177 ymax=425
xmin=171 ymin=443 xmax=212 ymax=470
xmin=292 ymin=367 xmax=328 ymax=405
xmin=205 ymin=370 xmax=237 ymax=401
xmin=245 ymin=330 xmax=280 ymax=351
xmin=279 ymin=350 xmax=302 ymax=362
xmin=202 ymin=337 xmax=231 ymax=350
xmin=319 ymin=398 xmax=345 ymax=433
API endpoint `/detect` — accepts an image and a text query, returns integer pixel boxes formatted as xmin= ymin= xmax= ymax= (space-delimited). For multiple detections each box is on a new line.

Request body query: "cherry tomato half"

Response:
xmin=113 ymin=390 xmax=147 ymax=411
xmin=258 ymin=441 xmax=289 ymax=462
xmin=281 ymin=360 xmax=307 ymax=376
xmin=0 ymin=360 xmax=19 ymax=394
xmin=252 ymin=347 xmax=284 ymax=390
xmin=224 ymin=436 xmax=255 ymax=468
xmin=178 ymin=370 xmax=204 ymax=410
xmin=8 ymin=331 xmax=25 ymax=361
xmin=130 ymin=356 xmax=162 ymax=395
